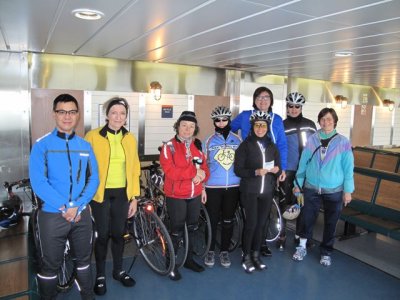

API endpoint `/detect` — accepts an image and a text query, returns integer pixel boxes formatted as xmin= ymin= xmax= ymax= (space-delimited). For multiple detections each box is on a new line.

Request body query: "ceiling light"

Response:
xmin=334 ymin=50 xmax=354 ymax=57
xmin=150 ymin=81 xmax=162 ymax=101
xmin=72 ymin=9 xmax=104 ymax=20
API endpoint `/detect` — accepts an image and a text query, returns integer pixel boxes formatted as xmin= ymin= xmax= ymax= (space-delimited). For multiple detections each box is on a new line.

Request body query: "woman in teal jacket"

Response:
xmin=292 ymin=108 xmax=354 ymax=267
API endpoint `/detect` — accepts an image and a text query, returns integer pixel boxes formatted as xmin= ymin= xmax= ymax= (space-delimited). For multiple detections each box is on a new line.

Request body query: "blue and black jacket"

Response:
xmin=29 ymin=128 xmax=99 ymax=213
xmin=203 ymin=131 xmax=242 ymax=188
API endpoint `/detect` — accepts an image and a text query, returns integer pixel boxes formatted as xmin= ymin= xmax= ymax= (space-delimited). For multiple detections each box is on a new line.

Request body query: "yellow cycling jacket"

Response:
xmin=85 ymin=125 xmax=140 ymax=203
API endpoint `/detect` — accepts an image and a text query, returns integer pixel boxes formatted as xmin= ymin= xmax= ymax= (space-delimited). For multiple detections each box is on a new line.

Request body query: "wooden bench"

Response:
xmin=340 ymin=166 xmax=400 ymax=241
xmin=353 ymin=146 xmax=400 ymax=173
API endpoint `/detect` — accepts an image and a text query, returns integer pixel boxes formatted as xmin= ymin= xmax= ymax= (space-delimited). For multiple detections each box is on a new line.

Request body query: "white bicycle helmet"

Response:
xmin=282 ymin=204 xmax=301 ymax=220
xmin=286 ymin=92 xmax=306 ymax=106
xmin=250 ymin=110 xmax=271 ymax=123
xmin=210 ymin=106 xmax=232 ymax=120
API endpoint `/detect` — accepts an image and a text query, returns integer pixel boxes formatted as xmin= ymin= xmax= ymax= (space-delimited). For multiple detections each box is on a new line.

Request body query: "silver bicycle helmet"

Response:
xmin=210 ymin=106 xmax=232 ymax=120
xmin=250 ymin=110 xmax=271 ymax=123
xmin=286 ymin=92 xmax=306 ymax=106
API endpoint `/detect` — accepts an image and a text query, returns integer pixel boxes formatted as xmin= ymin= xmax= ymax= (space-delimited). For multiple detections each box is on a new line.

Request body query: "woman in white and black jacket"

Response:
xmin=234 ymin=111 xmax=281 ymax=273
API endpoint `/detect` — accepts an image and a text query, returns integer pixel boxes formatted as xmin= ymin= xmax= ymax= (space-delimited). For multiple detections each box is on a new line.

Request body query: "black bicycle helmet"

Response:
xmin=250 ymin=110 xmax=271 ymax=123
xmin=210 ymin=106 xmax=232 ymax=120
xmin=286 ymin=92 xmax=306 ymax=106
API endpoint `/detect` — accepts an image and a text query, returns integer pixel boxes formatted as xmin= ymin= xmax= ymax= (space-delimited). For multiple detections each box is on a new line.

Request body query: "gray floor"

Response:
xmin=299 ymin=213 xmax=400 ymax=279
xmin=54 ymin=213 xmax=400 ymax=300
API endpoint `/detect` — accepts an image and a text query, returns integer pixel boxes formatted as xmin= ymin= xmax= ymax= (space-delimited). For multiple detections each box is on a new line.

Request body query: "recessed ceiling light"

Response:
xmin=72 ymin=9 xmax=104 ymax=20
xmin=335 ymin=50 xmax=354 ymax=57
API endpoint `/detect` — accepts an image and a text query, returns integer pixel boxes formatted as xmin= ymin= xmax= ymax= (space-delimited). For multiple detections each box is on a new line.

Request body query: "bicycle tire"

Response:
xmin=133 ymin=208 xmax=175 ymax=275
xmin=215 ymin=207 xmax=243 ymax=252
xmin=174 ymin=223 xmax=189 ymax=269
xmin=30 ymin=209 xmax=75 ymax=292
xmin=264 ymin=198 xmax=282 ymax=242
xmin=192 ymin=203 xmax=211 ymax=258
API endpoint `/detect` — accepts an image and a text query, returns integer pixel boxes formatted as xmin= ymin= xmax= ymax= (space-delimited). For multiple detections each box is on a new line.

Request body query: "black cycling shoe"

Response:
xmin=113 ymin=271 xmax=136 ymax=287
xmin=276 ymin=235 xmax=286 ymax=251
xmin=184 ymin=259 xmax=205 ymax=272
xmin=251 ymin=251 xmax=267 ymax=270
xmin=241 ymin=254 xmax=255 ymax=273
xmin=94 ymin=276 xmax=107 ymax=296
xmin=260 ymin=245 xmax=272 ymax=257
xmin=169 ymin=267 xmax=182 ymax=281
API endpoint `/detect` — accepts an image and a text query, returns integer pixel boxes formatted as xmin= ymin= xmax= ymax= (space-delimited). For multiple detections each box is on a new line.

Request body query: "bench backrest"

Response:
xmin=353 ymin=147 xmax=400 ymax=173
xmin=351 ymin=167 xmax=400 ymax=221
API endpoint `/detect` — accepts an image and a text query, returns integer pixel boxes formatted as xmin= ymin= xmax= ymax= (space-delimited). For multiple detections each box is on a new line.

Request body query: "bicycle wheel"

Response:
xmin=216 ymin=207 xmax=243 ymax=252
xmin=133 ymin=208 xmax=175 ymax=275
xmin=264 ymin=198 xmax=282 ymax=242
xmin=192 ymin=203 xmax=211 ymax=258
xmin=31 ymin=209 xmax=75 ymax=292
xmin=56 ymin=240 xmax=75 ymax=293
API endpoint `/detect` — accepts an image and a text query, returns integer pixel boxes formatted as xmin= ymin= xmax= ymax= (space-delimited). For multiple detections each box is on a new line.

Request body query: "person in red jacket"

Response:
xmin=160 ymin=111 xmax=210 ymax=281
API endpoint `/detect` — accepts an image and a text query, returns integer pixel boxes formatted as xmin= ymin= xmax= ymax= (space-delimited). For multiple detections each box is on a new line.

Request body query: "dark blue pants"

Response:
xmin=300 ymin=188 xmax=343 ymax=256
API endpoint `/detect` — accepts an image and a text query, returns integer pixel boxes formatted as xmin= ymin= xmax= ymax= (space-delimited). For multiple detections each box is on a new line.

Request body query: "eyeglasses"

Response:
xmin=256 ymin=95 xmax=270 ymax=101
xmin=254 ymin=123 xmax=268 ymax=129
xmin=288 ymin=104 xmax=301 ymax=109
xmin=215 ymin=118 xmax=229 ymax=122
xmin=55 ymin=110 xmax=79 ymax=116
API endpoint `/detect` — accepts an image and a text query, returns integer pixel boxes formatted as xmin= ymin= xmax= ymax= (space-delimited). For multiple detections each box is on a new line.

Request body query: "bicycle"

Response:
xmin=141 ymin=161 xmax=211 ymax=267
xmin=217 ymin=187 xmax=283 ymax=251
xmin=1 ymin=179 xmax=28 ymax=229
xmin=125 ymin=196 xmax=175 ymax=276
xmin=16 ymin=178 xmax=85 ymax=293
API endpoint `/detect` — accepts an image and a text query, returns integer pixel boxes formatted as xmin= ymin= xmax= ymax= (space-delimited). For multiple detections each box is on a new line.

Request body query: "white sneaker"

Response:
xmin=292 ymin=246 xmax=307 ymax=261
xmin=204 ymin=251 xmax=215 ymax=267
xmin=320 ymin=255 xmax=332 ymax=267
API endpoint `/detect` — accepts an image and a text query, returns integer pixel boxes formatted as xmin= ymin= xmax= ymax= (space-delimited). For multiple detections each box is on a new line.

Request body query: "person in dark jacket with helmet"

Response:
xmin=234 ymin=111 xmax=281 ymax=273
xmin=277 ymin=92 xmax=317 ymax=250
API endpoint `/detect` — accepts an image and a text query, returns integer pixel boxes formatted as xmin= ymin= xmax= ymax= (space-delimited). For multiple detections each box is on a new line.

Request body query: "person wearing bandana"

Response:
xmin=203 ymin=106 xmax=242 ymax=269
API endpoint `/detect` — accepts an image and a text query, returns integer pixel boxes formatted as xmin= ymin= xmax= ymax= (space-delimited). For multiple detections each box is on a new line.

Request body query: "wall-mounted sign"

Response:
xmin=361 ymin=104 xmax=367 ymax=116
xmin=162 ymin=105 xmax=173 ymax=118
xmin=362 ymin=93 xmax=368 ymax=104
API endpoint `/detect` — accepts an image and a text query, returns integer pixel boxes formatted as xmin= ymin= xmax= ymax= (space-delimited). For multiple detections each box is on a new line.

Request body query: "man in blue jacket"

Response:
xmin=29 ymin=94 xmax=99 ymax=300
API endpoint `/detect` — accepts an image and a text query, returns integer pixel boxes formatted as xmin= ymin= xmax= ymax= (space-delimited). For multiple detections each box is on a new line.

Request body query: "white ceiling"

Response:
xmin=1 ymin=0 xmax=399 ymax=88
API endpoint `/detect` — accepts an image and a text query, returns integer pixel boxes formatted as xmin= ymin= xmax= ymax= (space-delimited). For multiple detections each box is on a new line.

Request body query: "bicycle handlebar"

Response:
xmin=141 ymin=161 xmax=161 ymax=171
xmin=4 ymin=178 xmax=31 ymax=191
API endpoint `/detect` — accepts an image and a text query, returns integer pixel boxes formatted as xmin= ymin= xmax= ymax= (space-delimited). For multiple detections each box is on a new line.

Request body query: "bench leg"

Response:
xmin=338 ymin=221 xmax=360 ymax=241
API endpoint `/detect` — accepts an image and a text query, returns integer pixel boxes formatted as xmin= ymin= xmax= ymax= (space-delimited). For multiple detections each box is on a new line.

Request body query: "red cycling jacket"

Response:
xmin=160 ymin=136 xmax=210 ymax=199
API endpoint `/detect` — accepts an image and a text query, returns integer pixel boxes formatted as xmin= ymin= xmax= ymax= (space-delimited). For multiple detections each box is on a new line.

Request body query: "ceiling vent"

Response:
xmin=222 ymin=63 xmax=257 ymax=70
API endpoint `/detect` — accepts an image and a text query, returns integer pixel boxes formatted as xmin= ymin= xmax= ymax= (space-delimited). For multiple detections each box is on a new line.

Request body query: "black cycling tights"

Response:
xmin=241 ymin=192 xmax=273 ymax=255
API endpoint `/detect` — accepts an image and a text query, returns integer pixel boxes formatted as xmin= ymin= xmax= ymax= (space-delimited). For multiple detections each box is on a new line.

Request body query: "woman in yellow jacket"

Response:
xmin=85 ymin=97 xmax=140 ymax=296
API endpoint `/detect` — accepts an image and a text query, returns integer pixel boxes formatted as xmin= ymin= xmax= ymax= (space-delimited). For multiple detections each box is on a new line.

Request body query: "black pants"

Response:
xmin=166 ymin=196 xmax=201 ymax=260
xmin=205 ymin=187 xmax=239 ymax=251
xmin=241 ymin=192 xmax=273 ymax=255
xmin=91 ymin=188 xmax=129 ymax=277
xmin=36 ymin=207 xmax=93 ymax=300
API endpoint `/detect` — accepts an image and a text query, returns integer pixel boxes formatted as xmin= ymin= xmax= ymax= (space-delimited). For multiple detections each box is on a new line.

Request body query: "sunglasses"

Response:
xmin=254 ymin=123 xmax=268 ymax=129
xmin=215 ymin=118 xmax=229 ymax=122
xmin=288 ymin=104 xmax=301 ymax=109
